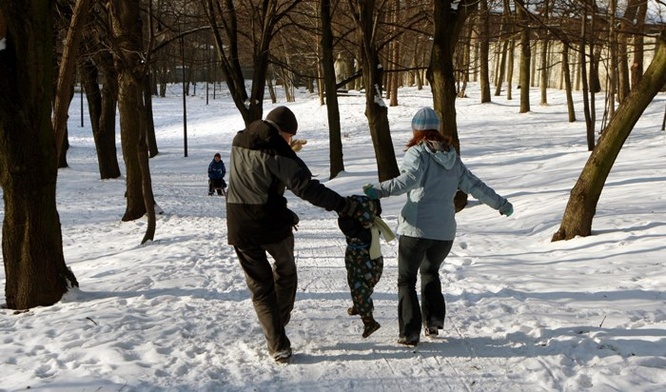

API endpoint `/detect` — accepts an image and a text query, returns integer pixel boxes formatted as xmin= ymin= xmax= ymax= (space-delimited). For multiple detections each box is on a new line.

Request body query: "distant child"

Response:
xmin=208 ymin=153 xmax=227 ymax=196
xmin=338 ymin=195 xmax=395 ymax=338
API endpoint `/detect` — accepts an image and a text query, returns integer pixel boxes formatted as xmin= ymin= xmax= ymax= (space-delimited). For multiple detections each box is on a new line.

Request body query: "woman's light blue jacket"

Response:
xmin=372 ymin=142 xmax=509 ymax=241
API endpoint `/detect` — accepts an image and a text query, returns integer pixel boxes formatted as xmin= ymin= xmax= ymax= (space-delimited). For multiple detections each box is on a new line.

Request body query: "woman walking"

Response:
xmin=363 ymin=107 xmax=513 ymax=346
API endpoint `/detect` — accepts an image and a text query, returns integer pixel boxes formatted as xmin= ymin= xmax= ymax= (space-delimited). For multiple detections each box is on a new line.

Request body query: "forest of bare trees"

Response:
xmin=1 ymin=0 xmax=664 ymax=309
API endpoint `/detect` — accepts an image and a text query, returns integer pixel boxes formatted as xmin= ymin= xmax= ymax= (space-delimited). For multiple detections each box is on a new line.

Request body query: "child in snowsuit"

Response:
xmin=338 ymin=195 xmax=395 ymax=338
xmin=208 ymin=153 xmax=227 ymax=196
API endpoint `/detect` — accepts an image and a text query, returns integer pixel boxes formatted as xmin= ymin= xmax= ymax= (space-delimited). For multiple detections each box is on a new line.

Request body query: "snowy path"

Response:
xmin=37 ymin=141 xmax=665 ymax=392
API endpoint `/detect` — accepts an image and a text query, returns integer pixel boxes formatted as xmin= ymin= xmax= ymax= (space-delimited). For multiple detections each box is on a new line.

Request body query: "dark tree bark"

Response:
xmin=494 ymin=41 xmax=509 ymax=97
xmin=539 ymin=39 xmax=549 ymax=106
xmin=143 ymin=74 xmax=158 ymax=158
xmin=430 ymin=0 xmax=476 ymax=151
xmin=203 ymin=0 xmax=298 ymax=125
xmin=348 ymin=0 xmax=399 ymax=182
xmin=579 ymin=10 xmax=595 ymax=151
xmin=79 ymin=54 xmax=122 ymax=179
xmin=494 ymin=0 xmax=513 ymax=98
xmin=631 ymin=1 xmax=647 ymax=88
xmin=478 ymin=0 xmax=491 ymax=103
xmin=561 ymin=42 xmax=576 ymax=122
xmin=53 ymin=0 xmax=92 ymax=169
xmin=507 ymin=39 xmax=515 ymax=101
xmin=516 ymin=0 xmax=531 ymax=113
xmin=552 ymin=30 xmax=666 ymax=241
xmin=429 ymin=0 xmax=477 ymax=211
xmin=0 ymin=1 xmax=78 ymax=310
xmin=320 ymin=0 xmax=344 ymax=179
xmin=107 ymin=0 xmax=156 ymax=243
xmin=616 ymin=0 xmax=642 ymax=102
xmin=388 ymin=0 xmax=400 ymax=107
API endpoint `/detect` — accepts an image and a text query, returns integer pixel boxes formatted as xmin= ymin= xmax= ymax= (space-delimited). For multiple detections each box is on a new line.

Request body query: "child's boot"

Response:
xmin=361 ymin=314 xmax=381 ymax=338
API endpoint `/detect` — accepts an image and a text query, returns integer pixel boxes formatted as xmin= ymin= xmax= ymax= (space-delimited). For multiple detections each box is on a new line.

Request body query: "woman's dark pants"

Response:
xmin=397 ymin=235 xmax=453 ymax=340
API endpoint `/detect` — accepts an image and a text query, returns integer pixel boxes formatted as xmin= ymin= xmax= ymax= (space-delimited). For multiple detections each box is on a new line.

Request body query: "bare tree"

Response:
xmin=79 ymin=27 xmax=122 ymax=179
xmin=478 ymin=0 xmax=491 ymax=103
xmin=561 ymin=41 xmax=576 ymax=122
xmin=53 ymin=0 xmax=92 ymax=168
xmin=552 ymin=30 xmax=666 ymax=241
xmin=347 ymin=0 xmax=399 ymax=182
xmin=516 ymin=0 xmax=531 ymax=113
xmin=579 ymin=0 xmax=595 ymax=151
xmin=494 ymin=1 xmax=514 ymax=98
xmin=0 ymin=2 xmax=79 ymax=310
xmin=203 ymin=0 xmax=300 ymax=125
xmin=320 ymin=0 xmax=345 ymax=179
xmin=107 ymin=0 xmax=157 ymax=243
xmin=429 ymin=0 xmax=478 ymax=211
xmin=535 ymin=0 xmax=551 ymax=106
xmin=429 ymin=0 xmax=477 ymax=152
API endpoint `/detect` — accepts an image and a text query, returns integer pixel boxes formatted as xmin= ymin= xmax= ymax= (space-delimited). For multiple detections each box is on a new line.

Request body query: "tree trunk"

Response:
xmin=607 ymin=0 xmax=618 ymax=119
xmin=204 ymin=0 xmax=283 ymax=126
xmin=79 ymin=56 xmax=121 ymax=179
xmin=631 ymin=1 xmax=647 ymax=88
xmin=516 ymin=1 xmax=531 ymax=113
xmin=138 ymin=107 xmax=156 ymax=244
xmin=616 ymin=41 xmax=630 ymax=103
xmin=142 ymin=74 xmax=158 ymax=158
xmin=108 ymin=0 xmax=155 ymax=232
xmin=430 ymin=0 xmax=475 ymax=151
xmin=0 ymin=1 xmax=79 ymax=310
xmin=579 ymin=12 xmax=595 ymax=151
xmin=457 ymin=23 xmax=473 ymax=98
xmin=507 ymin=39 xmax=515 ymax=100
xmin=457 ymin=25 xmax=474 ymax=98
xmin=496 ymin=0 xmax=513 ymax=97
xmin=388 ymin=1 xmax=400 ymax=107
xmin=552 ymin=30 xmax=666 ymax=241
xmin=562 ymin=43 xmax=576 ymax=122
xmin=479 ymin=0 xmax=491 ymax=103
xmin=494 ymin=40 xmax=508 ymax=97
xmin=539 ymin=39 xmax=549 ymax=105
xmin=320 ymin=0 xmax=344 ymax=179
xmin=348 ymin=0 xmax=399 ymax=182
xmin=430 ymin=0 xmax=476 ymax=211
xmin=53 ymin=0 xmax=92 ymax=169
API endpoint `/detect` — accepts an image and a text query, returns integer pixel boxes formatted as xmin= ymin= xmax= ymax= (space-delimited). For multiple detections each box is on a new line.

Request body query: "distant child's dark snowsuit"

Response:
xmin=208 ymin=153 xmax=227 ymax=196
xmin=338 ymin=195 xmax=393 ymax=338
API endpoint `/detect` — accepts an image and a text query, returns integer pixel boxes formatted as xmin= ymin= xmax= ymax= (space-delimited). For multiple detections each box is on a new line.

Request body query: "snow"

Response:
xmin=1 ymin=82 xmax=665 ymax=392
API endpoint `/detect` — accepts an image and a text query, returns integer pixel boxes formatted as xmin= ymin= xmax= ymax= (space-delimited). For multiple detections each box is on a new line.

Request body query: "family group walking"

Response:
xmin=225 ymin=105 xmax=513 ymax=363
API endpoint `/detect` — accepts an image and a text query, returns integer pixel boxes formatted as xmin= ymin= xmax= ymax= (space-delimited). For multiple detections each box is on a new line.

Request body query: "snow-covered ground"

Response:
xmin=1 ymin=82 xmax=665 ymax=391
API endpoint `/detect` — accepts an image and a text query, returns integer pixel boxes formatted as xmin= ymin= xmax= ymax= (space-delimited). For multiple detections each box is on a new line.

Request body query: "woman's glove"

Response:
xmin=499 ymin=201 xmax=514 ymax=217
xmin=362 ymin=183 xmax=380 ymax=199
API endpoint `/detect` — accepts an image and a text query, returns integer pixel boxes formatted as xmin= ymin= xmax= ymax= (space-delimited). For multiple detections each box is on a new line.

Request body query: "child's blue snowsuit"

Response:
xmin=208 ymin=157 xmax=226 ymax=195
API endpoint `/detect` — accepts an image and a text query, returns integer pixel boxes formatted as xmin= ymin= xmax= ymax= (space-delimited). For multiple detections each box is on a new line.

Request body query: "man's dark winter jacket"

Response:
xmin=226 ymin=120 xmax=346 ymax=247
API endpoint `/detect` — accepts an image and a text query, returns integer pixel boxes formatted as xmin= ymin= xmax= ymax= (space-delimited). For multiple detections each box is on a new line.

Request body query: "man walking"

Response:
xmin=226 ymin=106 xmax=370 ymax=363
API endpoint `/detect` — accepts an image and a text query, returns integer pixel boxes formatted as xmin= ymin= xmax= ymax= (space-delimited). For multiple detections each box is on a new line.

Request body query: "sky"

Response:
xmin=1 ymin=81 xmax=665 ymax=392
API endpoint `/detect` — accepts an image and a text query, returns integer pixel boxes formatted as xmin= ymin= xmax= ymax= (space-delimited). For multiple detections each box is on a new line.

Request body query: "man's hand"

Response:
xmin=290 ymin=138 xmax=307 ymax=152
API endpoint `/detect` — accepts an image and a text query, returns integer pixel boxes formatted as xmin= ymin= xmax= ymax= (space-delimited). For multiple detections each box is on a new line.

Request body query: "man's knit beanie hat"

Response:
xmin=266 ymin=106 xmax=298 ymax=135
xmin=411 ymin=107 xmax=440 ymax=131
